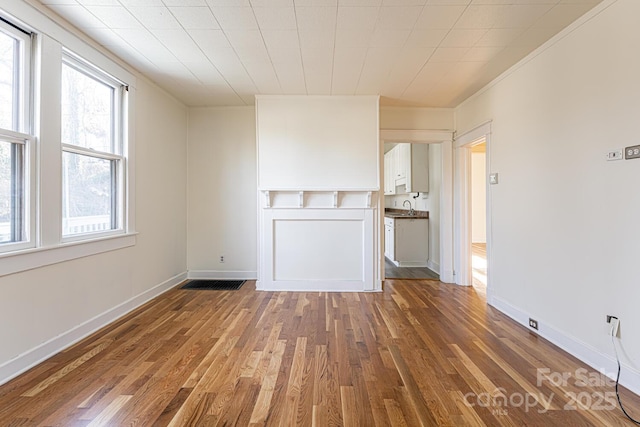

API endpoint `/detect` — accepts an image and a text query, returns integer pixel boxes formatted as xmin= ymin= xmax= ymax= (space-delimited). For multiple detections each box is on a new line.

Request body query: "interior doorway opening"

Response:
xmin=470 ymin=142 xmax=487 ymax=294
xmin=383 ymin=141 xmax=441 ymax=280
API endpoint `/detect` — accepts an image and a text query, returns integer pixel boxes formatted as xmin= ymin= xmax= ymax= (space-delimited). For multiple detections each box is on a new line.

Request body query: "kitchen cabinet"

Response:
xmin=384 ymin=216 xmax=429 ymax=267
xmin=384 ymin=150 xmax=396 ymax=195
xmin=384 ymin=217 xmax=395 ymax=260
xmin=383 ymin=143 xmax=429 ymax=195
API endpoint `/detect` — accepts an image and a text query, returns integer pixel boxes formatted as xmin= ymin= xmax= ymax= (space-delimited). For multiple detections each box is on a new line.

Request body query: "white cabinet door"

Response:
xmin=383 ymin=152 xmax=396 ymax=195
xmin=384 ymin=217 xmax=394 ymax=260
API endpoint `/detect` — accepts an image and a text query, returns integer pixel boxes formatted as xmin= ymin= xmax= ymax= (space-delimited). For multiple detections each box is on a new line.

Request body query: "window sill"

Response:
xmin=0 ymin=233 xmax=137 ymax=277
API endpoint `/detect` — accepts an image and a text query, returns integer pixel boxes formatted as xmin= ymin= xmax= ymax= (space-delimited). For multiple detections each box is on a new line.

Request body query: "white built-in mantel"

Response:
xmin=258 ymin=189 xmax=379 ymax=292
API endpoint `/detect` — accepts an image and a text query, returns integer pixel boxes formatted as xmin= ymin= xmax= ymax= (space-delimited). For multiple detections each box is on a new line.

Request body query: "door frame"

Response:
xmin=453 ymin=121 xmax=492 ymax=299
xmin=379 ymin=129 xmax=454 ymax=283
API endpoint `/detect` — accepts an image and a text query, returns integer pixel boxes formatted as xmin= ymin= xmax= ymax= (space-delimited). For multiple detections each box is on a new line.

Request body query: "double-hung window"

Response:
xmin=0 ymin=18 xmax=33 ymax=250
xmin=61 ymin=52 xmax=125 ymax=239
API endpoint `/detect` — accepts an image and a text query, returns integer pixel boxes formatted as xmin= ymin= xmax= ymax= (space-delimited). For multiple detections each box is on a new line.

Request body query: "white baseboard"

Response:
xmin=0 ymin=271 xmax=187 ymax=387
xmin=490 ymin=296 xmax=640 ymax=397
xmin=187 ymin=270 xmax=257 ymax=280
xmin=427 ymin=260 xmax=440 ymax=274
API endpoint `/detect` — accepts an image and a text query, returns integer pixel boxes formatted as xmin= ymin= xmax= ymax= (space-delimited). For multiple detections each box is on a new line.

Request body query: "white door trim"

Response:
xmin=453 ymin=121 xmax=492 ymax=296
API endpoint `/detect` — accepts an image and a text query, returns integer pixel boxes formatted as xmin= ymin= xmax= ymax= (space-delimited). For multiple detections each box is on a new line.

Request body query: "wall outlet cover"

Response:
xmin=489 ymin=173 xmax=499 ymax=185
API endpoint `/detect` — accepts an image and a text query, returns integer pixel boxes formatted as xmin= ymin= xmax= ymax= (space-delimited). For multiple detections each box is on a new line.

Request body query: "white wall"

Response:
xmin=380 ymin=107 xmax=454 ymax=130
xmin=187 ymin=107 xmax=257 ymax=278
xmin=471 ymin=152 xmax=486 ymax=243
xmin=456 ymin=0 xmax=640 ymax=392
xmin=257 ymin=96 xmax=379 ymax=190
xmin=0 ymin=77 xmax=188 ymax=383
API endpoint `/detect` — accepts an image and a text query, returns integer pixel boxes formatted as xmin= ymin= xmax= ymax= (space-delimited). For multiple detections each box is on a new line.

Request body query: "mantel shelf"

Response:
xmin=261 ymin=190 xmax=378 ymax=209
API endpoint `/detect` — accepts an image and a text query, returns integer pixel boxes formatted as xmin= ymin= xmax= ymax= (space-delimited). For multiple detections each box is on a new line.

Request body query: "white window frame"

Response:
xmin=60 ymin=51 xmax=126 ymax=242
xmin=0 ymin=17 xmax=35 ymax=253
xmin=0 ymin=3 xmax=138 ymax=277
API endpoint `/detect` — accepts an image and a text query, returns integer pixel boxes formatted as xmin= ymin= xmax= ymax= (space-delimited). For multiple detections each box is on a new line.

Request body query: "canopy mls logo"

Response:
xmin=463 ymin=367 xmax=618 ymax=416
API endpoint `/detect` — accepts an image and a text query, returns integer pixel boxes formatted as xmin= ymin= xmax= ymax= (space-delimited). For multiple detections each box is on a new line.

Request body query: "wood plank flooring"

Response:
xmin=1 ymin=280 xmax=639 ymax=426
xmin=384 ymin=258 xmax=439 ymax=280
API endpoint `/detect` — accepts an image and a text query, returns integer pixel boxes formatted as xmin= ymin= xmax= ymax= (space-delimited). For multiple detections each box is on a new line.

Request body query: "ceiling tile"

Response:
xmin=152 ymin=29 xmax=208 ymax=62
xmin=294 ymin=6 xmax=337 ymax=30
xmin=335 ymin=29 xmax=372 ymax=47
xmin=294 ymin=0 xmax=337 ymax=6
xmin=301 ymin=47 xmax=333 ymax=76
xmin=414 ymin=5 xmax=465 ymax=29
xmin=382 ymin=0 xmax=426 ymax=5
xmin=169 ymin=7 xmax=219 ymax=29
xmin=429 ymin=46 xmax=469 ymax=62
xmin=369 ymin=29 xmax=410 ymax=48
xmin=253 ymin=7 xmax=297 ymax=30
xmin=267 ymin=47 xmax=301 ymax=63
xmin=163 ymin=0 xmax=206 ymax=5
xmin=76 ymin=0 xmax=118 ymax=5
xmin=39 ymin=0 xmax=604 ymax=107
xmin=375 ymin=6 xmax=422 ymax=29
xmin=47 ymin=5 xmax=106 ymax=28
xmin=126 ymin=6 xmax=180 ymax=29
xmin=272 ymin=61 xmax=306 ymax=94
xmin=332 ymin=46 xmax=367 ymax=94
xmin=298 ymin=30 xmax=335 ymax=49
xmin=439 ymin=29 xmax=487 ymax=47
xmin=337 ymin=7 xmax=380 ymax=30
xmin=85 ymin=6 xmax=142 ymax=28
xmin=188 ymin=29 xmax=232 ymax=51
xmin=454 ymin=5 xmax=509 ymax=29
xmin=210 ymin=7 xmax=258 ymax=30
xmin=340 ymin=0 xmax=382 ymax=5
xmin=112 ymin=28 xmax=177 ymax=62
xmin=492 ymin=5 xmax=554 ymax=29
xmin=117 ymin=0 xmax=164 ymax=6
xmin=461 ymin=45 xmax=503 ymax=62
xmin=533 ymin=4 xmax=594 ymax=28
xmin=474 ymin=28 xmax=524 ymax=47
xmin=261 ymin=30 xmax=300 ymax=50
xmin=427 ymin=0 xmax=471 ymax=4
xmin=404 ymin=28 xmax=448 ymax=47
xmin=251 ymin=0 xmax=293 ymax=6
xmin=182 ymin=61 xmax=227 ymax=85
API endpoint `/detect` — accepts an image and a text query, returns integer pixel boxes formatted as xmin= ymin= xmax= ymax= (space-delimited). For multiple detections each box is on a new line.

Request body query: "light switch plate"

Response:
xmin=489 ymin=173 xmax=499 ymax=185
xmin=606 ymin=150 xmax=623 ymax=161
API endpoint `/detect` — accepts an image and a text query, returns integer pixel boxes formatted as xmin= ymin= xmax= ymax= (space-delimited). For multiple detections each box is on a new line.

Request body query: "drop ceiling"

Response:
xmin=37 ymin=0 xmax=603 ymax=107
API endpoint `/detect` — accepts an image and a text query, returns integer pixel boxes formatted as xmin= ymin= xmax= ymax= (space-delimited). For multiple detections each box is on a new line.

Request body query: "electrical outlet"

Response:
xmin=625 ymin=145 xmax=640 ymax=160
xmin=607 ymin=315 xmax=620 ymax=337
xmin=219 ymin=255 xmax=224 ymax=263
xmin=529 ymin=318 xmax=538 ymax=330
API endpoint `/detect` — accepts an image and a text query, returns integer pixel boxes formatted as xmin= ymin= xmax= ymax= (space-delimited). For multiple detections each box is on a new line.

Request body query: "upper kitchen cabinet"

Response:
xmin=384 ymin=143 xmax=429 ymax=194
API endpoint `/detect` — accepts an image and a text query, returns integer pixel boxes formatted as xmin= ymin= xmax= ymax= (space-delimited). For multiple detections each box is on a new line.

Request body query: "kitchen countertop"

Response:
xmin=384 ymin=209 xmax=429 ymax=219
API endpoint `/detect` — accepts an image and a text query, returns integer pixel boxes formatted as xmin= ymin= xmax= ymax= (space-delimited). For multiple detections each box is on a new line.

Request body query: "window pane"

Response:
xmin=61 ymin=63 xmax=114 ymax=152
xmin=62 ymin=152 xmax=115 ymax=236
xmin=0 ymin=31 xmax=16 ymax=131
xmin=0 ymin=140 xmax=24 ymax=243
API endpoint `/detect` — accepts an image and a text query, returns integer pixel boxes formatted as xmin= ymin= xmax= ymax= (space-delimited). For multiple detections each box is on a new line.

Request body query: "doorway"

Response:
xmin=379 ymin=129 xmax=454 ymax=285
xmin=453 ymin=121 xmax=492 ymax=299
xmin=470 ymin=142 xmax=487 ymax=294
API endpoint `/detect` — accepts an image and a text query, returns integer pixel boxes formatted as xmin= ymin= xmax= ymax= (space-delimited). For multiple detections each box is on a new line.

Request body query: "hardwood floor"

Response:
xmin=384 ymin=258 xmax=439 ymax=280
xmin=472 ymin=243 xmax=487 ymax=295
xmin=1 ymin=280 xmax=639 ymax=426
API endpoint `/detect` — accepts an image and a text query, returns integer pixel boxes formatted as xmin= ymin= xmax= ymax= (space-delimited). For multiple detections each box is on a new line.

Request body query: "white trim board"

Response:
xmin=490 ymin=297 xmax=640 ymax=397
xmin=0 ymin=271 xmax=187 ymax=386
xmin=188 ymin=270 xmax=258 ymax=280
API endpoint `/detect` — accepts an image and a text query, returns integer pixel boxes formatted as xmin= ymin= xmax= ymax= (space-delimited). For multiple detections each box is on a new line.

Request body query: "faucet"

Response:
xmin=403 ymin=200 xmax=415 ymax=216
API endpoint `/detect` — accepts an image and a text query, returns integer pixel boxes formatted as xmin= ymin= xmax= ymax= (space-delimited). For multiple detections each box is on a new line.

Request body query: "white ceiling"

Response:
xmin=38 ymin=0 xmax=603 ymax=108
